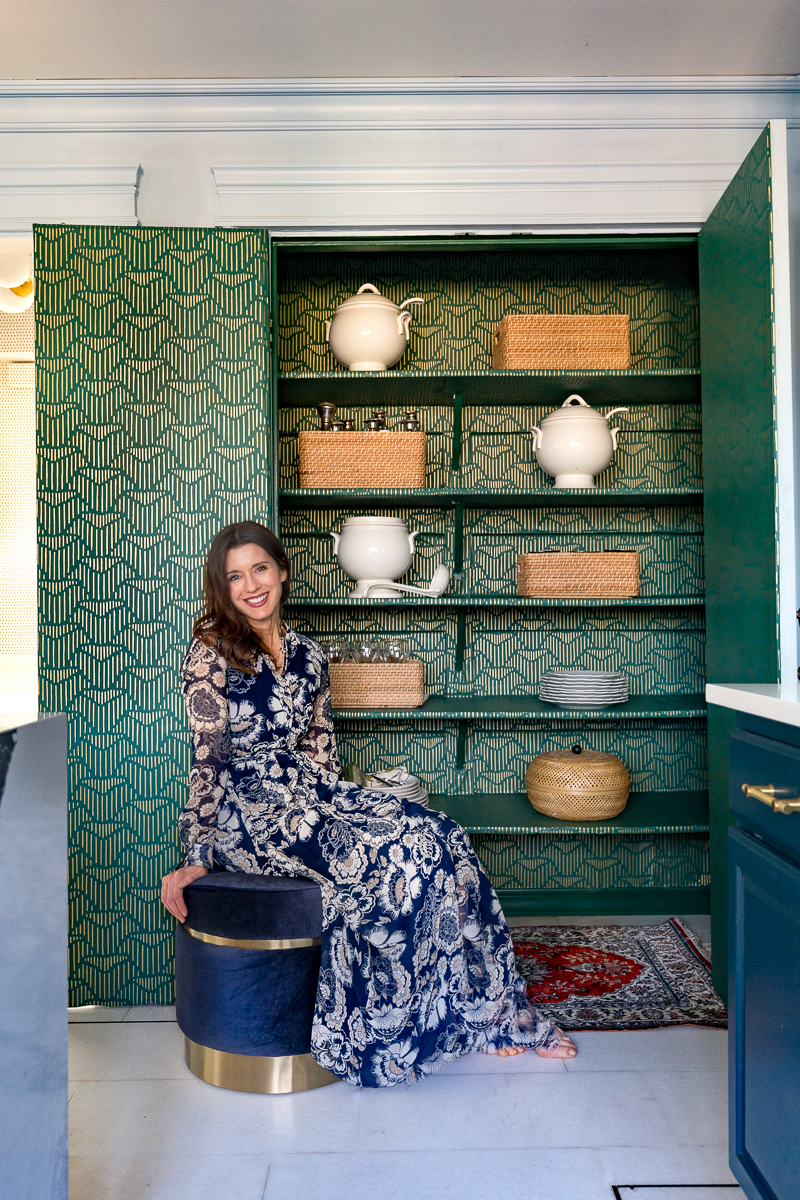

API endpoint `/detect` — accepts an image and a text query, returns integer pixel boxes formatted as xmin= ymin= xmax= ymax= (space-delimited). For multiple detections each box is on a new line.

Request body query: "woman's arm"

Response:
xmin=178 ymin=638 xmax=230 ymax=869
xmin=299 ymin=659 xmax=342 ymax=777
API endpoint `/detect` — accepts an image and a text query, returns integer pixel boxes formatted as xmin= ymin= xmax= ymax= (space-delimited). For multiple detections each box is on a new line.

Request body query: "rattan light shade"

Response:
xmin=525 ymin=747 xmax=630 ymax=821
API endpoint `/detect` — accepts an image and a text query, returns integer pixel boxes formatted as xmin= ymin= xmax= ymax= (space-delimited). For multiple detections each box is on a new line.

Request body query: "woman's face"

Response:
xmin=225 ymin=543 xmax=287 ymax=631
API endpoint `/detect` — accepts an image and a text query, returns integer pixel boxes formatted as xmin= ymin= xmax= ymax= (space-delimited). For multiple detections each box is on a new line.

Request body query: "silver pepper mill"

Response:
xmin=317 ymin=402 xmax=337 ymax=431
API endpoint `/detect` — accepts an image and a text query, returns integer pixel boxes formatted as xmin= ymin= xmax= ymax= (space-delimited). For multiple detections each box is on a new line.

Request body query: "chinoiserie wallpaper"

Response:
xmin=36 ymin=226 xmax=271 ymax=1004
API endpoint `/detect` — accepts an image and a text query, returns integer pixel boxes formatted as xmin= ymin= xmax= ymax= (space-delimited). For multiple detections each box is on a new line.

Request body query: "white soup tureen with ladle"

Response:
xmin=324 ymin=284 xmax=424 ymax=372
xmin=330 ymin=516 xmax=450 ymax=598
xmin=530 ymin=394 xmax=629 ymax=488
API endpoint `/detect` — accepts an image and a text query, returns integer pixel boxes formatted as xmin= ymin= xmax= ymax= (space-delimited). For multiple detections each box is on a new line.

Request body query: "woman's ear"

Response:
xmin=280 ymin=568 xmax=288 ymax=583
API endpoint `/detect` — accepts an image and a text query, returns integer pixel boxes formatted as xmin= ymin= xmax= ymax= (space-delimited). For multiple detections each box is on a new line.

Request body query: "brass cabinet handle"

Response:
xmin=742 ymin=783 xmax=800 ymax=815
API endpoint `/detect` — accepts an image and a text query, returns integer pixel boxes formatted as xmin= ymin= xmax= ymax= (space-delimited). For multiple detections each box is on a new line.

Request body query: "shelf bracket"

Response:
xmin=456 ymin=721 xmax=469 ymax=771
xmin=453 ymin=501 xmax=465 ymax=576
xmin=454 ymin=609 xmax=467 ymax=673
xmin=450 ymin=392 xmax=464 ymax=473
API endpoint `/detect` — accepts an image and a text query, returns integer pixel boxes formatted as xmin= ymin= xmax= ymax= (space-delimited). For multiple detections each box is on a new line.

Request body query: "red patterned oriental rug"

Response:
xmin=511 ymin=919 xmax=727 ymax=1031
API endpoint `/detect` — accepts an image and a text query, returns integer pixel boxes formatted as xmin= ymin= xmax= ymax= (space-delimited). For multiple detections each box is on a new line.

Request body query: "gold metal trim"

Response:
xmin=184 ymin=1036 xmax=338 ymax=1094
xmin=183 ymin=926 xmax=322 ymax=950
xmin=742 ymin=783 xmax=800 ymax=815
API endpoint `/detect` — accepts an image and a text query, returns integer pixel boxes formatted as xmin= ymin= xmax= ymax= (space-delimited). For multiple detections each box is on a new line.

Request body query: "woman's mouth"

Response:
xmin=243 ymin=592 xmax=269 ymax=609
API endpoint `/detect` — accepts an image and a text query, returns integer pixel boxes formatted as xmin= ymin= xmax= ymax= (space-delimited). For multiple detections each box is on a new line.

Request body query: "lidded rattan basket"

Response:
xmin=492 ymin=314 xmax=631 ymax=370
xmin=298 ymin=431 xmax=426 ymax=489
xmin=517 ymin=551 xmax=640 ymax=598
xmin=525 ymin=745 xmax=630 ymax=821
xmin=329 ymin=660 xmax=425 ymax=709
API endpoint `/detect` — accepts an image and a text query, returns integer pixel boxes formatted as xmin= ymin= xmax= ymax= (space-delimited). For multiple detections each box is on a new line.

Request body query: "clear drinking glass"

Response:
xmin=351 ymin=637 xmax=376 ymax=664
xmin=326 ymin=640 xmax=347 ymax=664
xmin=384 ymin=637 xmax=409 ymax=663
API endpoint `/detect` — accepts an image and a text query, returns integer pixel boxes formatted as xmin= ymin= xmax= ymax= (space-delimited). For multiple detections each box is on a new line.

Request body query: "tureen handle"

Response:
xmin=562 ymin=394 xmax=589 ymax=408
xmin=604 ymin=407 xmax=629 ymax=421
xmin=330 ymin=530 xmax=341 ymax=554
xmin=324 ymin=319 xmax=332 ymax=343
xmin=408 ymin=530 xmax=420 ymax=554
xmin=397 ymin=298 xmax=424 ymax=338
xmin=357 ymin=283 xmax=381 ymax=294
xmin=530 ymin=424 xmax=543 ymax=450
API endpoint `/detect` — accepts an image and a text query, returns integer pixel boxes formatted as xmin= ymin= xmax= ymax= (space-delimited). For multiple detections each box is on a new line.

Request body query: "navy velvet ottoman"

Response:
xmin=175 ymin=872 xmax=337 ymax=1094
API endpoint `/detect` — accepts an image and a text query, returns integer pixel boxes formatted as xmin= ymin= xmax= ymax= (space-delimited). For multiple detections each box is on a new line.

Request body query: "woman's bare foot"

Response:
xmin=534 ymin=1029 xmax=577 ymax=1059
xmin=484 ymin=1045 xmax=527 ymax=1057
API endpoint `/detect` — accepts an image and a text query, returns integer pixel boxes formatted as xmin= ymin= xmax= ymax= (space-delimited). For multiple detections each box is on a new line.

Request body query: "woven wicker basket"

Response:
xmin=329 ymin=660 xmax=425 ymax=709
xmin=298 ymin=431 xmax=426 ymax=489
xmin=525 ymin=747 xmax=630 ymax=821
xmin=517 ymin=552 xmax=640 ymax=598
xmin=492 ymin=314 xmax=631 ymax=370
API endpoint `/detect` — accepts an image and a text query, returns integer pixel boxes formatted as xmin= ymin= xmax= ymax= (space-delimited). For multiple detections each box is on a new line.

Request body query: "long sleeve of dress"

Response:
xmin=179 ymin=638 xmax=230 ymax=869
xmin=299 ymin=660 xmax=342 ymax=778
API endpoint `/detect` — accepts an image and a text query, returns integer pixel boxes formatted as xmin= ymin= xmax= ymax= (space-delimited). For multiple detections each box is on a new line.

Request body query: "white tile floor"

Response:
xmin=68 ymin=915 xmax=740 ymax=1200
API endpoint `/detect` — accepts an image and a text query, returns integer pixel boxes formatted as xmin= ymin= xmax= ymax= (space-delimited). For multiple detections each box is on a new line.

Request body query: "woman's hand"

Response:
xmin=160 ymin=865 xmax=208 ymax=922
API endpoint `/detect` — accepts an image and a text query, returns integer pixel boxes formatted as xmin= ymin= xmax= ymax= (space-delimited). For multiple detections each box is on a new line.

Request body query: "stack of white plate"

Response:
xmin=365 ymin=768 xmax=429 ymax=806
xmin=539 ymin=670 xmax=630 ymax=708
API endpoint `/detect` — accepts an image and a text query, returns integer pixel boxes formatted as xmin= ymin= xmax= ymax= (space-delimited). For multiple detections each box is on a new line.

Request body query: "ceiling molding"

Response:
xmin=0 ymin=166 xmax=141 ymax=235
xmin=212 ymin=159 xmax=744 ymax=233
xmin=0 ymin=76 xmax=798 ymax=134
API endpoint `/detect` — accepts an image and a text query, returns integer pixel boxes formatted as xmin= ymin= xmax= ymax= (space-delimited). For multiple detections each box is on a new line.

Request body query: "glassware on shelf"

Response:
xmin=384 ymin=637 xmax=409 ymax=663
xmin=326 ymin=640 xmax=348 ymax=664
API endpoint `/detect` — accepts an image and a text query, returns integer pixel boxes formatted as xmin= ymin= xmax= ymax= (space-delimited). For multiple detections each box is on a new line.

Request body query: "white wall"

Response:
xmin=0 ymin=77 xmax=798 ymax=235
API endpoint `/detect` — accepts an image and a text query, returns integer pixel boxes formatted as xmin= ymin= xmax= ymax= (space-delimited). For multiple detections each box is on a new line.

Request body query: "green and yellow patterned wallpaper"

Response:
xmin=35 ymin=226 xmax=271 ymax=1005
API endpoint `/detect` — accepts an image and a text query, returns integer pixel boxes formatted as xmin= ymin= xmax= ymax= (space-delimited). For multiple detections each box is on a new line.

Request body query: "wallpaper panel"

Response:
xmin=36 ymin=225 xmax=271 ymax=1004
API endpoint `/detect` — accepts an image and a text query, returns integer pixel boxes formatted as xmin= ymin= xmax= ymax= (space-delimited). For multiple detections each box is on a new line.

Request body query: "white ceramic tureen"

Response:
xmin=324 ymin=283 xmax=424 ymax=371
xmin=330 ymin=516 xmax=450 ymax=598
xmin=530 ymin=394 xmax=629 ymax=488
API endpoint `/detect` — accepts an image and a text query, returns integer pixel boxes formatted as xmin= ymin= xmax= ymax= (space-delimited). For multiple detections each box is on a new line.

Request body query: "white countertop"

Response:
xmin=706 ymin=682 xmax=800 ymax=728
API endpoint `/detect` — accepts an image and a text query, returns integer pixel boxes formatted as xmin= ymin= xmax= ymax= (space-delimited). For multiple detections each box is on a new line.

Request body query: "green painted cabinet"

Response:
xmin=37 ymin=123 xmax=792 ymax=1004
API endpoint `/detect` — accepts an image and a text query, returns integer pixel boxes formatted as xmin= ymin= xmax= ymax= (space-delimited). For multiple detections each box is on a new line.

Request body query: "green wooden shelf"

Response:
xmin=288 ymin=594 xmax=704 ymax=609
xmin=332 ymin=694 xmax=707 ymax=721
xmin=279 ymin=486 xmax=703 ymax=509
xmin=433 ymin=789 xmax=709 ymax=834
xmin=278 ymin=368 xmax=701 ymax=407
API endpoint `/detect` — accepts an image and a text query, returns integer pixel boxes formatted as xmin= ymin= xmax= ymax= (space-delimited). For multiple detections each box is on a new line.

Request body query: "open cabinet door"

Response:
xmin=35 ymin=227 xmax=272 ymax=1005
xmin=699 ymin=121 xmax=795 ymax=998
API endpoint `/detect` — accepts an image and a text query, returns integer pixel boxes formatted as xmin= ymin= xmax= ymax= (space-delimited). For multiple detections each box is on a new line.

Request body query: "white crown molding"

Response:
xmin=213 ymin=160 xmax=743 ymax=233
xmin=0 ymin=166 xmax=140 ymax=235
xmin=0 ymin=75 xmax=797 ymax=133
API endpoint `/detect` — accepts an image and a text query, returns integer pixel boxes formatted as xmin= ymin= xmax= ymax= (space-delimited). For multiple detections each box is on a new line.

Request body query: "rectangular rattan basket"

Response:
xmin=492 ymin=314 xmax=631 ymax=370
xmin=329 ymin=660 xmax=425 ymax=709
xmin=298 ymin=431 xmax=426 ymax=489
xmin=517 ymin=551 xmax=640 ymax=598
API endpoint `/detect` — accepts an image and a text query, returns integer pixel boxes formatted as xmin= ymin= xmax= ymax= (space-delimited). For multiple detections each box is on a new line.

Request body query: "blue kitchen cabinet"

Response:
xmin=728 ymin=720 xmax=800 ymax=1200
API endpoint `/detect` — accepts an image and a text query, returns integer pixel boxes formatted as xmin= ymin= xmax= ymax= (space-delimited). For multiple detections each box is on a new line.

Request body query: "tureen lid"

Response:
xmin=334 ymin=283 xmax=402 ymax=313
xmin=340 ymin=516 xmax=409 ymax=528
xmin=540 ymin=394 xmax=608 ymax=424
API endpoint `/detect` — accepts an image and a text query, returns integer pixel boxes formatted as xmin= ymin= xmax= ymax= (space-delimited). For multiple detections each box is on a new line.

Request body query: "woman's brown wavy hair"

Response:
xmin=193 ymin=521 xmax=292 ymax=672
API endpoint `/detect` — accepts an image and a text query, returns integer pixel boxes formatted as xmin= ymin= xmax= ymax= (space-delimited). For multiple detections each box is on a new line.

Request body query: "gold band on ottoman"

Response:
xmin=184 ymin=1036 xmax=338 ymax=1094
xmin=183 ymin=926 xmax=322 ymax=951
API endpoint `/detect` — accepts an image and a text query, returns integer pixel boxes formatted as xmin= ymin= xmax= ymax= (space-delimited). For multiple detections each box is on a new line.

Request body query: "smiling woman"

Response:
xmin=160 ymin=520 xmax=577 ymax=1086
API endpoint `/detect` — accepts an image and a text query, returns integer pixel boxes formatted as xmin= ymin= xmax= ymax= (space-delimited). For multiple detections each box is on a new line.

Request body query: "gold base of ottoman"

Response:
xmin=184 ymin=1036 xmax=339 ymax=1094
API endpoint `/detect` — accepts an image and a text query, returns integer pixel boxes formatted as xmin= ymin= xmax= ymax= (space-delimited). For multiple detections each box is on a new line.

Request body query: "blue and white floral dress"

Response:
xmin=179 ymin=628 xmax=558 ymax=1086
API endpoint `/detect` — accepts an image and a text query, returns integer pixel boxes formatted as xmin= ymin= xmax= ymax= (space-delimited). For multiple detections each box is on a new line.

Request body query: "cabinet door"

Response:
xmin=728 ymin=826 xmax=800 ymax=1200
xmin=699 ymin=121 xmax=795 ymax=996
xmin=35 ymin=226 xmax=272 ymax=1005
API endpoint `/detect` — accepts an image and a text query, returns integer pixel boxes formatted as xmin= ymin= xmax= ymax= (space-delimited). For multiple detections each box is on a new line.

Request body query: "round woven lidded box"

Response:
xmin=525 ymin=746 xmax=630 ymax=821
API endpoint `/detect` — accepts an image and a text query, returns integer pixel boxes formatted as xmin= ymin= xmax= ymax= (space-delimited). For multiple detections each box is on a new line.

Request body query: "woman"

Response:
xmin=161 ymin=521 xmax=576 ymax=1086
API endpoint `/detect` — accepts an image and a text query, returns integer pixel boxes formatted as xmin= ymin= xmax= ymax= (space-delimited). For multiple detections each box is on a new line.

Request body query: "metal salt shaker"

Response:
xmin=399 ymin=410 xmax=420 ymax=431
xmin=317 ymin=402 xmax=337 ymax=431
